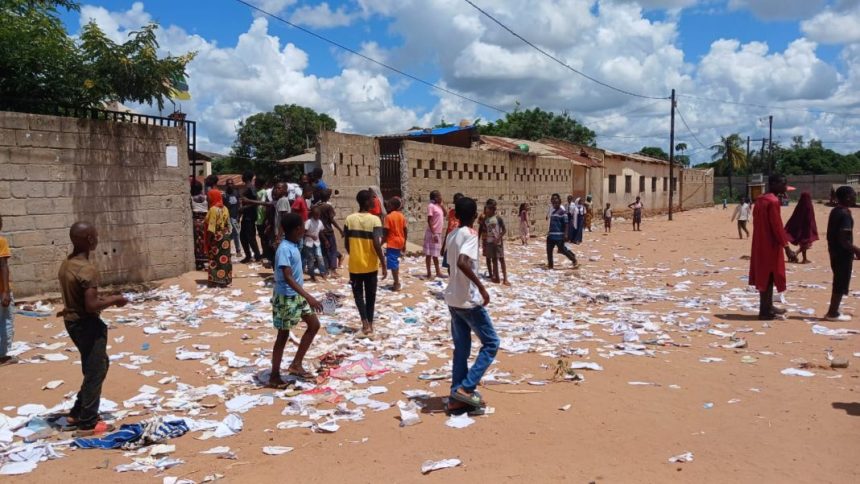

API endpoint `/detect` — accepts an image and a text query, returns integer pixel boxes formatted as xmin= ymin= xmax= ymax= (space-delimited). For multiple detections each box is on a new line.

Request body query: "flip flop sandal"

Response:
xmin=450 ymin=389 xmax=486 ymax=408
xmin=0 ymin=357 xmax=19 ymax=367
xmin=73 ymin=422 xmax=115 ymax=438
xmin=264 ymin=381 xmax=291 ymax=390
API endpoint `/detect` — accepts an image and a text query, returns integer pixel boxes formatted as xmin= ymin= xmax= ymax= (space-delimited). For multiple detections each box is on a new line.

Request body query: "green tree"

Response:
xmin=225 ymin=104 xmax=336 ymax=180
xmin=774 ymin=139 xmax=860 ymax=175
xmin=479 ymin=106 xmax=596 ymax=146
xmin=637 ymin=146 xmax=669 ymax=160
xmin=675 ymin=142 xmax=690 ymax=167
xmin=711 ymin=134 xmax=747 ymax=200
xmin=0 ymin=0 xmax=194 ymax=110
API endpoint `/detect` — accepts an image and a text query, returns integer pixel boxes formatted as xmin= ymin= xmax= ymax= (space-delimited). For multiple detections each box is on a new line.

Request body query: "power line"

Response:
xmin=463 ymin=0 xmax=668 ymax=101
xmin=675 ymin=104 xmax=709 ymax=150
xmin=234 ymin=0 xmax=509 ymax=114
xmin=676 ymin=92 xmax=860 ymax=118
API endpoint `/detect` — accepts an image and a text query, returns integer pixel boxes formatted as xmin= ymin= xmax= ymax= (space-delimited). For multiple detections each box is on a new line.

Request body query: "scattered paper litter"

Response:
xmin=668 ymin=452 xmax=694 ymax=463
xmin=559 ymin=404 xmax=571 ymax=411
xmin=200 ymin=446 xmax=231 ymax=455
xmin=445 ymin=413 xmax=475 ymax=429
xmin=397 ymin=400 xmax=421 ymax=427
xmin=569 ymin=362 xmax=603 ymax=371
xmin=421 ymin=458 xmax=462 ymax=474
xmin=781 ymin=368 xmax=815 ymax=377
xmin=262 ymin=446 xmax=294 ymax=455
xmin=42 ymin=380 xmax=64 ymax=390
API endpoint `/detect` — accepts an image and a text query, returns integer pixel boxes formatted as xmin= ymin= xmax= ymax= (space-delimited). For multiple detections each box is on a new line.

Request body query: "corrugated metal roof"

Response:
xmin=278 ymin=151 xmax=317 ymax=164
xmin=605 ymin=149 xmax=670 ymax=165
xmin=479 ymin=135 xmax=598 ymax=167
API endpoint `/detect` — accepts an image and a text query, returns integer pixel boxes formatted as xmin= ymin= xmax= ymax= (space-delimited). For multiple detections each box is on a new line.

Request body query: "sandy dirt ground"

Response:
xmin=1 ymin=203 xmax=858 ymax=484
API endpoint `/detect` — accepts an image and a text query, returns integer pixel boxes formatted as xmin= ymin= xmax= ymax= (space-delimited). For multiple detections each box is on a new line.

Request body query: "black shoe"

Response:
xmin=239 ymin=257 xmax=251 ymax=264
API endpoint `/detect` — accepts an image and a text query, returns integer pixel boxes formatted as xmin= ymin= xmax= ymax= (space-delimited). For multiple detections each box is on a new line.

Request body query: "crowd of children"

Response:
xmin=4 ymin=174 xmax=857 ymax=431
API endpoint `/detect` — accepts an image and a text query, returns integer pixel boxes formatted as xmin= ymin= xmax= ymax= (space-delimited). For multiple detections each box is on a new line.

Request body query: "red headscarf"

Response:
xmin=784 ymin=191 xmax=819 ymax=246
xmin=207 ymin=189 xmax=224 ymax=208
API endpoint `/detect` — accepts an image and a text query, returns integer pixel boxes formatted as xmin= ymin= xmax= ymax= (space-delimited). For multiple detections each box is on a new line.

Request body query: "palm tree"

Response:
xmin=675 ymin=142 xmax=688 ymax=167
xmin=711 ymin=134 xmax=747 ymax=199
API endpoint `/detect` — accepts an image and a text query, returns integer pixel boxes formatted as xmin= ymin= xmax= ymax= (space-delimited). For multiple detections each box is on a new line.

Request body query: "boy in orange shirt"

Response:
xmin=0 ymin=214 xmax=15 ymax=367
xmin=384 ymin=197 xmax=408 ymax=291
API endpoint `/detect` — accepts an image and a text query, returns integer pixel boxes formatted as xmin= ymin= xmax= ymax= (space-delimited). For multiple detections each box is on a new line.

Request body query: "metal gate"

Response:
xmin=378 ymin=138 xmax=403 ymax=200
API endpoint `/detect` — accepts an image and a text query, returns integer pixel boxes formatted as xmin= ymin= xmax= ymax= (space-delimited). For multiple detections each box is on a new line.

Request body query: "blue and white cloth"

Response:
xmin=73 ymin=417 xmax=189 ymax=450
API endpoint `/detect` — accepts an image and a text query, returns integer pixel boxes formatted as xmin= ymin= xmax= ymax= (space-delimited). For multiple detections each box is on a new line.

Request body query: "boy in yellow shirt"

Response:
xmin=344 ymin=190 xmax=387 ymax=334
xmin=0 ymin=214 xmax=14 ymax=367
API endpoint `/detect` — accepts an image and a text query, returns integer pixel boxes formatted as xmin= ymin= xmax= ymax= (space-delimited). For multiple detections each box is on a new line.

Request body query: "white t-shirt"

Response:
xmin=738 ymin=203 xmax=751 ymax=221
xmin=444 ymin=226 xmax=482 ymax=309
xmin=304 ymin=218 xmax=323 ymax=247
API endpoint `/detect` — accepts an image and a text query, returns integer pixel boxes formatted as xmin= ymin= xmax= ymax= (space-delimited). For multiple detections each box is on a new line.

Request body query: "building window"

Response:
xmin=651 ymin=177 xmax=657 ymax=192
xmin=625 ymin=175 xmax=632 ymax=194
xmin=663 ymin=177 xmax=668 ymax=191
xmin=639 ymin=176 xmax=645 ymax=193
xmin=608 ymin=175 xmax=617 ymax=194
xmin=672 ymin=177 xmax=678 ymax=191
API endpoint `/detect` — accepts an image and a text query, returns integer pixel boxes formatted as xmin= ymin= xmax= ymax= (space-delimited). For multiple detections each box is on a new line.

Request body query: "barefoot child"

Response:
xmin=344 ymin=190 xmax=387 ymax=334
xmin=603 ymin=203 xmax=612 ymax=233
xmin=444 ymin=196 xmax=499 ymax=413
xmin=482 ymin=199 xmax=509 ymax=284
xmin=269 ymin=213 xmax=322 ymax=387
xmin=824 ymin=186 xmax=860 ymax=321
xmin=547 ymin=194 xmax=578 ymax=269
xmin=424 ymin=190 xmax=444 ymax=279
xmin=59 ymin=222 xmax=128 ymax=436
xmin=384 ymin=197 xmax=408 ymax=291
xmin=0 ymin=215 xmax=14 ymax=367
xmin=518 ymin=203 xmax=530 ymax=245
xmin=303 ymin=206 xmax=327 ymax=281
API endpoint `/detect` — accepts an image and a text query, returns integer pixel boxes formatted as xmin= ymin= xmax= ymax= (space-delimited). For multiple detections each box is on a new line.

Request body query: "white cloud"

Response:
xmin=290 ymin=2 xmax=356 ymax=28
xmin=76 ymin=1 xmax=860 ymax=161
xmin=609 ymin=0 xmax=701 ymax=9
xmin=727 ymin=0 xmax=826 ymax=20
xmin=247 ymin=0 xmax=297 ymax=15
xmin=801 ymin=2 xmax=860 ymax=44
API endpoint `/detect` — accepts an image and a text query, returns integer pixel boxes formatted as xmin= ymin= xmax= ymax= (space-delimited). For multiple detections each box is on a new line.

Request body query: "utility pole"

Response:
xmin=668 ymin=89 xmax=675 ymax=221
xmin=768 ymin=115 xmax=773 ymax=175
xmin=726 ymin=137 xmax=733 ymax=199
xmin=760 ymin=138 xmax=766 ymax=174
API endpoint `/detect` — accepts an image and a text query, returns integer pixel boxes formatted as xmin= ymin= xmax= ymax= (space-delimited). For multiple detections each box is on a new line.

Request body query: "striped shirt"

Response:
xmin=548 ymin=207 xmax=569 ymax=241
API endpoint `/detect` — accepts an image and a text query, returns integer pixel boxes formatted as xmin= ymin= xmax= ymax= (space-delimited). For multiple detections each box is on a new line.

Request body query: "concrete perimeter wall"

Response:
xmin=0 ymin=111 xmax=194 ymax=297
xmin=714 ymin=174 xmax=846 ymax=201
xmin=681 ymin=167 xmax=714 ymax=210
xmin=402 ymin=140 xmax=571 ymax=242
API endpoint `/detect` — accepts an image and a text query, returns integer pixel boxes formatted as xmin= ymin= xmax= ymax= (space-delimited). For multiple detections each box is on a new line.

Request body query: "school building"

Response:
xmin=312 ymin=125 xmax=714 ymax=244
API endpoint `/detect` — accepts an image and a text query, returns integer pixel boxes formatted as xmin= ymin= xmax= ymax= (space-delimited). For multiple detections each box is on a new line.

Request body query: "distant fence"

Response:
xmin=714 ymin=174 xmax=848 ymax=200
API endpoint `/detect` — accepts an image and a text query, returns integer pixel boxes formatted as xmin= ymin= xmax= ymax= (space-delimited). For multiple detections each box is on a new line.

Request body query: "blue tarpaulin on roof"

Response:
xmin=407 ymin=125 xmax=473 ymax=136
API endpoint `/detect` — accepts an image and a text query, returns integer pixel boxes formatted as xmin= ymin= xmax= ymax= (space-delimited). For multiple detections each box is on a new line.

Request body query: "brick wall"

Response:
xmin=402 ymin=141 xmax=572 ymax=241
xmin=318 ymin=131 xmax=379 ymax=230
xmin=714 ymin=174 xmax=847 ymax=201
xmin=0 ymin=111 xmax=194 ymax=297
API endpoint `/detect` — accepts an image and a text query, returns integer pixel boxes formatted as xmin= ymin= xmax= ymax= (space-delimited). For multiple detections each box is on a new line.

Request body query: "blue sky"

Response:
xmin=60 ymin=1 xmax=860 ymax=162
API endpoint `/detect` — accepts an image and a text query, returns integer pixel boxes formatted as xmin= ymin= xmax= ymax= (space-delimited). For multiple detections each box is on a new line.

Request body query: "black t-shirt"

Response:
xmin=225 ymin=190 xmax=240 ymax=219
xmin=241 ymin=187 xmax=258 ymax=218
xmin=827 ymin=206 xmax=853 ymax=260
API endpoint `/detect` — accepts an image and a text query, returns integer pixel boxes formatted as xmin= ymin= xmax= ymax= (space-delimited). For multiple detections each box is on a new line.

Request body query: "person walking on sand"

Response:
xmin=572 ymin=197 xmax=585 ymax=245
xmin=441 ymin=193 xmax=464 ymax=271
xmin=190 ymin=181 xmax=209 ymax=270
xmin=424 ymin=190 xmax=445 ymax=279
xmin=444 ymin=196 xmax=499 ymax=414
xmin=268 ymin=213 xmax=322 ymax=388
xmin=58 ymin=222 xmax=128 ymax=436
xmin=344 ymin=190 xmax=387 ymax=334
xmin=547 ymin=194 xmax=578 ymax=269
xmin=784 ymin=191 xmax=819 ymax=264
xmin=731 ymin=197 xmax=752 ymax=239
xmin=749 ymin=174 xmax=797 ymax=320
xmin=823 ymin=186 xmax=860 ymax=322
xmin=518 ymin=202 xmax=530 ymax=245
xmin=628 ymin=196 xmax=644 ymax=231
xmin=205 ymin=189 xmax=233 ymax=287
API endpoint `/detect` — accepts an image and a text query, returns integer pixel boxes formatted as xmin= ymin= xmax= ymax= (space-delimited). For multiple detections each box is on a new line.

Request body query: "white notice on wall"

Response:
xmin=166 ymin=145 xmax=178 ymax=167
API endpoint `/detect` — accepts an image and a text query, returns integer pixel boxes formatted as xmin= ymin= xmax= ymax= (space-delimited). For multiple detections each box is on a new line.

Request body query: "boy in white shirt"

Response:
xmin=303 ymin=205 xmax=327 ymax=281
xmin=444 ymin=197 xmax=499 ymax=414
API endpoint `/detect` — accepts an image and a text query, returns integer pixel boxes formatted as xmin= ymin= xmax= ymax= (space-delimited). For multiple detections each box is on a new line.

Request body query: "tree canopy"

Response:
xmin=695 ymin=136 xmax=860 ymax=176
xmin=479 ymin=107 xmax=596 ymax=147
xmin=0 ymin=0 xmax=194 ymax=110
xmin=215 ymin=104 xmax=337 ymax=180
xmin=637 ymin=146 xmax=668 ymax=160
